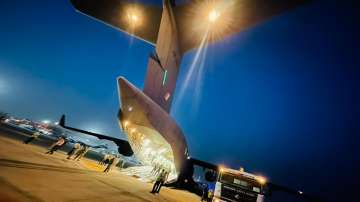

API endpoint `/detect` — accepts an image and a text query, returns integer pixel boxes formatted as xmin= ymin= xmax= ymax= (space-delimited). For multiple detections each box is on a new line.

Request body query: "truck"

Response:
xmin=212 ymin=167 xmax=267 ymax=202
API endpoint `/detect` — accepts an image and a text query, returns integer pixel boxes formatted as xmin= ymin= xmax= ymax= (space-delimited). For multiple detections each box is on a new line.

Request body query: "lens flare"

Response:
xmin=174 ymin=30 xmax=210 ymax=116
xmin=183 ymin=0 xmax=237 ymax=43
xmin=121 ymin=4 xmax=144 ymax=46
xmin=208 ymin=10 xmax=220 ymax=22
xmin=124 ymin=5 xmax=143 ymax=29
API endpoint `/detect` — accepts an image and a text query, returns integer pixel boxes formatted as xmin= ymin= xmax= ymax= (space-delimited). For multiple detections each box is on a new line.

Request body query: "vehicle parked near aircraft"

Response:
xmin=213 ymin=167 xmax=266 ymax=202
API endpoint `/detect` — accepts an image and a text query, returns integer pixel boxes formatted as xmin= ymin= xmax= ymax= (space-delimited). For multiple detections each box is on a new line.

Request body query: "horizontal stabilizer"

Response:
xmin=69 ymin=0 xmax=162 ymax=45
xmin=174 ymin=0 xmax=311 ymax=52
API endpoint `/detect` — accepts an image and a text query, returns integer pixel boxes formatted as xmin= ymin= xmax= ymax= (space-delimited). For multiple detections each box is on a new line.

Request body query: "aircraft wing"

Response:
xmin=69 ymin=0 xmax=310 ymax=53
xmin=69 ymin=0 xmax=162 ymax=45
xmin=59 ymin=115 xmax=133 ymax=156
xmin=174 ymin=0 xmax=310 ymax=52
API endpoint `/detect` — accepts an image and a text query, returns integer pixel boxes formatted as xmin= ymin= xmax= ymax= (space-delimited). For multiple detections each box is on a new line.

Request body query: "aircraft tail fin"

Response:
xmin=59 ymin=114 xmax=65 ymax=127
xmin=143 ymin=52 xmax=177 ymax=113
xmin=143 ymin=1 xmax=181 ymax=113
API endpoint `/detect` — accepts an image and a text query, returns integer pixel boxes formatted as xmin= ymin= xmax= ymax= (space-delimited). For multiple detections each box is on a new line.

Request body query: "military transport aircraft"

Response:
xmin=60 ymin=0 xmax=321 ymax=201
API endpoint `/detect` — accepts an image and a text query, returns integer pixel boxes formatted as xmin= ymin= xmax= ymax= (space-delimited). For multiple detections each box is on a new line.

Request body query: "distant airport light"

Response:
xmin=299 ymin=190 xmax=303 ymax=195
xmin=208 ymin=10 xmax=220 ymax=23
xmin=42 ymin=120 xmax=50 ymax=124
xmin=128 ymin=106 xmax=133 ymax=112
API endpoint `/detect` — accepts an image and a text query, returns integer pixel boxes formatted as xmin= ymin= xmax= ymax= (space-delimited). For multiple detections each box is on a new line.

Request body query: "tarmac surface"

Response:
xmin=0 ymin=125 xmax=200 ymax=202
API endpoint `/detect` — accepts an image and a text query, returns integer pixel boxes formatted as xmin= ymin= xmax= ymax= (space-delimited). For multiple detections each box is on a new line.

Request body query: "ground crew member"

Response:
xmin=67 ymin=142 xmax=81 ymax=159
xmin=156 ymin=170 xmax=169 ymax=193
xmin=99 ymin=153 xmax=110 ymax=165
xmin=45 ymin=137 xmax=66 ymax=155
xmin=74 ymin=145 xmax=90 ymax=161
xmin=104 ymin=156 xmax=120 ymax=173
xmin=151 ymin=169 xmax=167 ymax=194
xmin=24 ymin=131 xmax=41 ymax=144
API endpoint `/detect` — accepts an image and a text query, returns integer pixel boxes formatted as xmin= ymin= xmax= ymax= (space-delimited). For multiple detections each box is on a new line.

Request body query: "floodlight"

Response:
xmin=208 ymin=10 xmax=219 ymax=22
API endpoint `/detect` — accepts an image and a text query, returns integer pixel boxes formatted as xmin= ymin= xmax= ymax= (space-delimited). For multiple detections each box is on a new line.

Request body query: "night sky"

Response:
xmin=0 ymin=0 xmax=358 ymax=201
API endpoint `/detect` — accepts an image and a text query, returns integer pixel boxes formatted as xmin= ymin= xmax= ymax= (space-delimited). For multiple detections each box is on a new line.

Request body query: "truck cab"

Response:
xmin=213 ymin=167 xmax=266 ymax=202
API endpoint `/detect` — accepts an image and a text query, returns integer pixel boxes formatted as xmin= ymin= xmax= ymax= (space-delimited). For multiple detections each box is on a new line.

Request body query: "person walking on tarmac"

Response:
xmin=24 ymin=131 xmax=41 ymax=144
xmin=157 ymin=170 xmax=169 ymax=193
xmin=45 ymin=137 xmax=66 ymax=155
xmin=99 ymin=153 xmax=110 ymax=165
xmin=67 ymin=142 xmax=81 ymax=160
xmin=74 ymin=145 xmax=90 ymax=161
xmin=151 ymin=169 xmax=168 ymax=194
xmin=103 ymin=155 xmax=120 ymax=173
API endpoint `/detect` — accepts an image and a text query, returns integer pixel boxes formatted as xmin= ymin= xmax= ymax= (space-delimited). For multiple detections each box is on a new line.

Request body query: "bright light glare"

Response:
xmin=257 ymin=176 xmax=267 ymax=185
xmin=208 ymin=10 xmax=219 ymax=22
xmin=125 ymin=5 xmax=143 ymax=28
xmin=127 ymin=12 xmax=140 ymax=26
xmin=42 ymin=120 xmax=50 ymax=124
xmin=124 ymin=4 xmax=143 ymax=45
xmin=131 ymin=14 xmax=138 ymax=22
xmin=173 ymin=31 xmax=209 ymax=115
xmin=187 ymin=0 xmax=236 ymax=42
